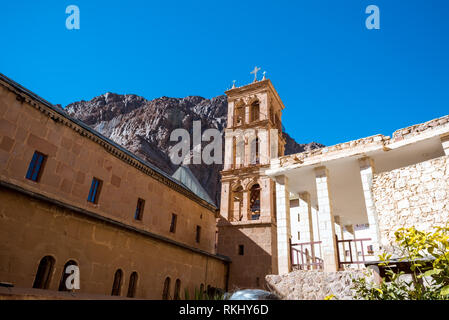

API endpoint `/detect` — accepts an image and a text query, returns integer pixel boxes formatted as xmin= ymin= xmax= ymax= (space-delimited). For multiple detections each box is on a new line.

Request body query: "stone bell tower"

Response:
xmin=217 ymin=73 xmax=286 ymax=290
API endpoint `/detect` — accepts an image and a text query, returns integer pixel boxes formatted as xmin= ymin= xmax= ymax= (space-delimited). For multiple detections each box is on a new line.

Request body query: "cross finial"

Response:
xmin=250 ymin=66 xmax=261 ymax=82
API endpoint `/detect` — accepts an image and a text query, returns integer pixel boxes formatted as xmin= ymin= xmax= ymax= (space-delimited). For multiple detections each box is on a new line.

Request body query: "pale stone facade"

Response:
xmin=267 ymin=112 xmax=449 ymax=272
xmin=373 ymin=154 xmax=449 ymax=251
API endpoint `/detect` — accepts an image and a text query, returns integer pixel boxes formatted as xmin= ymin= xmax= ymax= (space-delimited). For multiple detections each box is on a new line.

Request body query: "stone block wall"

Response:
xmin=373 ymin=155 xmax=449 ymax=250
xmin=265 ymin=270 xmax=367 ymax=300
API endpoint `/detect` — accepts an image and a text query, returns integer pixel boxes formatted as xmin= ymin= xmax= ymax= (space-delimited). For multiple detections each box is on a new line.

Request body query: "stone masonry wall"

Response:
xmin=265 ymin=270 xmax=367 ymax=300
xmin=373 ymin=155 xmax=449 ymax=251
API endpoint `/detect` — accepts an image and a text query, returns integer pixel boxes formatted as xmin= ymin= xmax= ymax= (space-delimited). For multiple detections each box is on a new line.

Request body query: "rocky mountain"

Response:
xmin=64 ymin=93 xmax=324 ymax=205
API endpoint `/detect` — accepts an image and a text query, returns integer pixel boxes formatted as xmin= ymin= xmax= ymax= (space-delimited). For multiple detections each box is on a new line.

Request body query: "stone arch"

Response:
xmin=111 ymin=268 xmax=123 ymax=296
xmin=33 ymin=255 xmax=56 ymax=289
xmin=127 ymin=271 xmax=139 ymax=298
xmin=58 ymin=259 xmax=79 ymax=291
xmin=162 ymin=276 xmax=171 ymax=300
xmin=249 ymin=183 xmax=261 ymax=220
xmin=234 ymin=99 xmax=245 ymax=126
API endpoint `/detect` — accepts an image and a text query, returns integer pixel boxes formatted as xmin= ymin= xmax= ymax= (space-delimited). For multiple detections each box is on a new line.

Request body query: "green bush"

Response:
xmin=352 ymin=224 xmax=449 ymax=300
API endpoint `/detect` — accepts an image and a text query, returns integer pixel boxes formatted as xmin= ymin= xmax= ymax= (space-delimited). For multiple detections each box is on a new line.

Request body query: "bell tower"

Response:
xmin=217 ymin=75 xmax=286 ymax=290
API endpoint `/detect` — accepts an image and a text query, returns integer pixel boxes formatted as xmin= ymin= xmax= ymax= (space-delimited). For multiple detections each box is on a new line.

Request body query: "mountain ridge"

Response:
xmin=63 ymin=92 xmax=324 ymax=205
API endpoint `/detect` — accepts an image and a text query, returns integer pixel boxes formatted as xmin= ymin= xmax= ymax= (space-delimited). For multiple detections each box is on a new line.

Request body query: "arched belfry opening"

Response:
xmin=249 ymin=184 xmax=261 ymax=220
xmin=251 ymin=100 xmax=260 ymax=122
xmin=234 ymin=101 xmax=245 ymax=126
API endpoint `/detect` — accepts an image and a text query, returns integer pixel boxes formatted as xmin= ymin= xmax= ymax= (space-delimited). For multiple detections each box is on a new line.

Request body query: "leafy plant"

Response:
xmin=352 ymin=224 xmax=449 ymax=300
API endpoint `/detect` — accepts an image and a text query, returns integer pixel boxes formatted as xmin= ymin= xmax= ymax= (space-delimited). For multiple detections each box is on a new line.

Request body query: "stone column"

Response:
xmin=334 ymin=216 xmax=344 ymax=263
xmin=314 ymin=166 xmax=339 ymax=271
xmin=441 ymin=135 xmax=449 ymax=156
xmin=359 ymin=157 xmax=381 ymax=254
xmin=220 ymin=181 xmax=231 ymax=220
xmin=298 ymin=192 xmax=315 ymax=268
xmin=275 ymin=175 xmax=291 ymax=275
xmin=242 ymin=190 xmax=250 ymax=221
xmin=311 ymin=206 xmax=321 ymax=261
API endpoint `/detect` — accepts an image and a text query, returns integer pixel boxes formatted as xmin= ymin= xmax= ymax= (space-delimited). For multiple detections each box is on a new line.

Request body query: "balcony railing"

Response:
xmin=290 ymin=240 xmax=323 ymax=270
xmin=336 ymin=237 xmax=372 ymax=269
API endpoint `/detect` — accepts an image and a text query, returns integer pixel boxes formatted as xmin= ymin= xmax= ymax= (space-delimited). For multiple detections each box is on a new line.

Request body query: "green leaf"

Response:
xmin=423 ymin=269 xmax=442 ymax=277
xmin=441 ymin=285 xmax=449 ymax=296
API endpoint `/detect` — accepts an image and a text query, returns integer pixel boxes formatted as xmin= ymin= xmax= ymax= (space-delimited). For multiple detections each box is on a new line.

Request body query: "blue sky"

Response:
xmin=1 ymin=0 xmax=448 ymax=146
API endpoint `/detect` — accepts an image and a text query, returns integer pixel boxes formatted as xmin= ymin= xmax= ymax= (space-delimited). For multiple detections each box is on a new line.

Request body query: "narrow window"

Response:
xmin=134 ymin=198 xmax=145 ymax=220
xmin=297 ymin=214 xmax=300 ymax=222
xmin=33 ymin=256 xmax=55 ymax=289
xmin=195 ymin=226 xmax=201 ymax=243
xmin=26 ymin=151 xmax=47 ymax=182
xmin=127 ymin=272 xmax=138 ymax=298
xmin=238 ymin=245 xmax=244 ymax=256
xmin=111 ymin=269 xmax=123 ymax=296
xmin=87 ymin=177 xmax=102 ymax=204
xmin=174 ymin=279 xmax=181 ymax=300
xmin=58 ymin=260 xmax=78 ymax=291
xmin=170 ymin=214 xmax=177 ymax=233
xmin=298 ymin=231 xmax=301 ymax=240
xmin=162 ymin=277 xmax=171 ymax=300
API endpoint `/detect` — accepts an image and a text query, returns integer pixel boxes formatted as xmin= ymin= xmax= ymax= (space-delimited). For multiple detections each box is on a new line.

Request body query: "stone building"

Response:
xmin=217 ymin=79 xmax=286 ymax=290
xmin=267 ymin=113 xmax=449 ymax=273
xmin=0 ymin=73 xmax=229 ymax=299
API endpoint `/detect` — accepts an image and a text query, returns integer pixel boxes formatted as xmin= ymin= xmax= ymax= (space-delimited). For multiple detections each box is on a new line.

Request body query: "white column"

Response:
xmin=275 ymin=175 xmax=291 ymax=275
xmin=441 ymin=135 xmax=449 ymax=156
xmin=359 ymin=157 xmax=381 ymax=254
xmin=314 ymin=166 xmax=339 ymax=271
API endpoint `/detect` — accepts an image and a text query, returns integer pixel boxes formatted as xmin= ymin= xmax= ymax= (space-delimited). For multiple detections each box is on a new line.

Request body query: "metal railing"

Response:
xmin=290 ymin=240 xmax=323 ymax=270
xmin=336 ymin=237 xmax=372 ymax=268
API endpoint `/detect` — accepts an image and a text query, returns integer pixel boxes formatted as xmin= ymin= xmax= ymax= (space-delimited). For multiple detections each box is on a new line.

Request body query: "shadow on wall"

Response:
xmin=216 ymin=218 xmax=277 ymax=292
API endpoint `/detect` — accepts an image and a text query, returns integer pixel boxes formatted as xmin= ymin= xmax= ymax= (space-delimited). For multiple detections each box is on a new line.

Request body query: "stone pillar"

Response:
xmin=242 ymin=190 xmax=250 ymax=221
xmin=275 ymin=175 xmax=291 ymax=275
xmin=441 ymin=135 xmax=449 ymax=156
xmin=359 ymin=157 xmax=381 ymax=254
xmin=223 ymin=132 xmax=233 ymax=170
xmin=311 ymin=206 xmax=321 ymax=260
xmin=220 ymin=181 xmax=231 ymax=220
xmin=314 ymin=166 xmax=339 ymax=271
xmin=298 ymin=192 xmax=315 ymax=267
xmin=334 ymin=216 xmax=344 ymax=263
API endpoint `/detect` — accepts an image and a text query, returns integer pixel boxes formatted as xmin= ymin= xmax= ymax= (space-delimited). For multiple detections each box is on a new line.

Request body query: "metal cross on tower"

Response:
xmin=250 ymin=66 xmax=261 ymax=82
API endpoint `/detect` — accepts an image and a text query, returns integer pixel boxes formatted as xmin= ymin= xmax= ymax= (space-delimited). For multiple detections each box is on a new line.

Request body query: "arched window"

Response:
xmin=162 ymin=277 xmax=171 ymax=300
xmin=174 ymin=279 xmax=181 ymax=300
xmin=234 ymin=105 xmax=245 ymax=126
xmin=127 ymin=272 xmax=138 ymax=298
xmin=250 ymin=184 xmax=261 ymax=220
xmin=111 ymin=269 xmax=123 ymax=296
xmin=33 ymin=256 xmax=55 ymax=289
xmin=58 ymin=260 xmax=78 ymax=291
xmin=251 ymin=101 xmax=260 ymax=122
